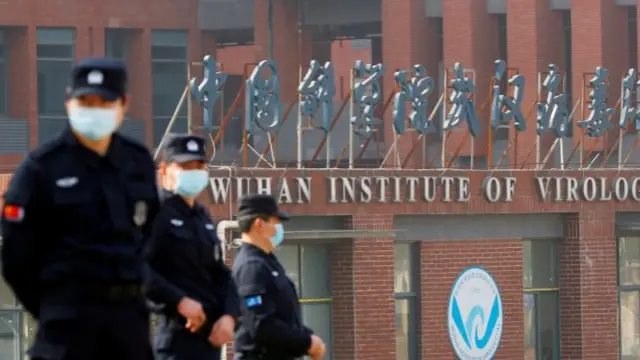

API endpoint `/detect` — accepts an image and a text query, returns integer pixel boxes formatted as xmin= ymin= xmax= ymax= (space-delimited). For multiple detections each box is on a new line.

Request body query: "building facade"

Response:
xmin=0 ymin=0 xmax=640 ymax=360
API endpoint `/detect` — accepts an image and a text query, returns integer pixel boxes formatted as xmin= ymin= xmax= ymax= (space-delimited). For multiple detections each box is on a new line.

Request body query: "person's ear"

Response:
xmin=158 ymin=161 xmax=167 ymax=176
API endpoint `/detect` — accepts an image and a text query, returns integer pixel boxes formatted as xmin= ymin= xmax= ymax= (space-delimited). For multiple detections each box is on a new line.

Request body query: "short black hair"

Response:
xmin=238 ymin=214 xmax=270 ymax=233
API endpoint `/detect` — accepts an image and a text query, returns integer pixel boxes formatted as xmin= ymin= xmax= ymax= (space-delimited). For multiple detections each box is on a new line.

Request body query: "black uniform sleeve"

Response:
xmin=1 ymin=158 xmax=46 ymax=318
xmin=235 ymin=260 xmax=311 ymax=357
xmin=143 ymin=216 xmax=187 ymax=308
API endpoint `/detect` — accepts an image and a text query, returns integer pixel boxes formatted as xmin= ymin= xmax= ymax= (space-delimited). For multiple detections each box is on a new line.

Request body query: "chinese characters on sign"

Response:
xmin=190 ymin=55 xmax=227 ymax=132
xmin=490 ymin=60 xmax=526 ymax=132
xmin=298 ymin=60 xmax=336 ymax=132
xmin=392 ymin=65 xmax=436 ymax=135
xmin=443 ymin=62 xmax=480 ymax=137
xmin=351 ymin=60 xmax=384 ymax=136
xmin=245 ymin=60 xmax=283 ymax=133
xmin=208 ymin=175 xmax=640 ymax=204
xmin=536 ymin=64 xmax=570 ymax=137
xmin=577 ymin=67 xmax=615 ymax=137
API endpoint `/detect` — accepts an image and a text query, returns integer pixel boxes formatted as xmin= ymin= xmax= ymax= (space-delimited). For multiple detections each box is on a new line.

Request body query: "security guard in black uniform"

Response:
xmin=145 ymin=134 xmax=240 ymax=360
xmin=0 ymin=57 xmax=159 ymax=359
xmin=232 ymin=194 xmax=327 ymax=360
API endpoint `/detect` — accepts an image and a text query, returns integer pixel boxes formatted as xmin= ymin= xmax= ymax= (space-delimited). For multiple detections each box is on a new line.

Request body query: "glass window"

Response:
xmin=620 ymin=291 xmax=640 ymax=359
xmin=619 ymin=236 xmax=640 ymax=359
xmin=152 ymin=62 xmax=187 ymax=116
xmin=619 ymin=236 xmax=640 ymax=286
xmin=105 ymin=29 xmax=132 ymax=61
xmin=275 ymin=245 xmax=300 ymax=293
xmin=36 ymin=28 xmax=75 ymax=117
xmin=302 ymin=303 xmax=332 ymax=360
xmin=301 ymin=245 xmax=331 ymax=298
xmin=523 ymin=239 xmax=559 ymax=289
xmin=0 ymin=311 xmax=19 ymax=360
xmin=523 ymin=240 xmax=560 ymax=360
xmin=394 ymin=243 xmax=419 ymax=360
xmin=394 ymin=243 xmax=413 ymax=293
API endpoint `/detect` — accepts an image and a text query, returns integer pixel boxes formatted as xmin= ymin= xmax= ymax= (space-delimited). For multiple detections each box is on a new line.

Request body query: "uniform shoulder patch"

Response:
xmin=2 ymin=204 xmax=25 ymax=222
xmin=245 ymin=295 xmax=262 ymax=308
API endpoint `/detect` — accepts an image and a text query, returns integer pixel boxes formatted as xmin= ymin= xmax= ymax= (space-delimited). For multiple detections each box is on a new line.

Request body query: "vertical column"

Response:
xmin=381 ymin=0 xmax=440 ymax=168
xmin=442 ymin=0 xmax=499 ymax=158
xmin=127 ymin=29 xmax=153 ymax=147
xmin=560 ymin=208 xmax=618 ymax=359
xmin=507 ymin=0 xmax=563 ymax=168
xmin=7 ymin=26 xmax=36 ymax=149
xmin=331 ymin=241 xmax=355 ymax=360
xmin=254 ymin=0 xmax=301 ymax=103
xmin=571 ymin=1 xmax=629 ymax=153
xmin=75 ymin=27 xmax=92 ymax=60
xmin=350 ymin=214 xmax=395 ymax=360
xmin=92 ymin=27 xmax=105 ymax=58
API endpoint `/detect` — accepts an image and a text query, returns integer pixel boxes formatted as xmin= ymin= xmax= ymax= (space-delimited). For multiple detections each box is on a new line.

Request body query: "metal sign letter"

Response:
xmin=298 ymin=60 xmax=336 ymax=132
xmin=577 ymin=66 xmax=614 ymax=137
xmin=351 ymin=60 xmax=384 ymax=135
xmin=245 ymin=60 xmax=282 ymax=133
xmin=490 ymin=60 xmax=526 ymax=132
xmin=536 ymin=64 xmax=570 ymax=137
xmin=443 ymin=62 xmax=480 ymax=137
xmin=620 ymin=68 xmax=639 ymax=130
xmin=392 ymin=65 xmax=435 ymax=135
xmin=190 ymin=55 xmax=227 ymax=132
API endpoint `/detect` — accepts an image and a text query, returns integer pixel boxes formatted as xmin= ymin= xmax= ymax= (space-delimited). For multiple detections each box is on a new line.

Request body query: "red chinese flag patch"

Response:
xmin=3 ymin=204 xmax=24 ymax=222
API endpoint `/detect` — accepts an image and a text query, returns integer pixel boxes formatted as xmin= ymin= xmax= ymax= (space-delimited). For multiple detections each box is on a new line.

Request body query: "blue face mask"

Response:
xmin=174 ymin=169 xmax=209 ymax=198
xmin=270 ymin=223 xmax=284 ymax=247
xmin=68 ymin=106 xmax=119 ymax=140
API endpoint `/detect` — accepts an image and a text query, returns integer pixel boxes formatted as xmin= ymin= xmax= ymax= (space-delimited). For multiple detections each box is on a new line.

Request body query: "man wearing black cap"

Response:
xmin=232 ymin=194 xmax=327 ymax=360
xmin=144 ymin=133 xmax=240 ymax=360
xmin=1 ymin=56 xmax=160 ymax=359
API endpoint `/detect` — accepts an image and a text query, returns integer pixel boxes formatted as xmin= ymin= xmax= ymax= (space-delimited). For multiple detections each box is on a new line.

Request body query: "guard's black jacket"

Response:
xmin=144 ymin=189 xmax=240 ymax=338
xmin=0 ymin=128 xmax=160 ymax=318
xmin=232 ymin=243 xmax=312 ymax=360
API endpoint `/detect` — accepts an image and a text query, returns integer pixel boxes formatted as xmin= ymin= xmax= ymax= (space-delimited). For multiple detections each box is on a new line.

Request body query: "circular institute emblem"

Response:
xmin=447 ymin=266 xmax=503 ymax=360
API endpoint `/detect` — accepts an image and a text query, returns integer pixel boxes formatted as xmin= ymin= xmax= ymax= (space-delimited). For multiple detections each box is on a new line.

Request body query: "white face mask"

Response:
xmin=68 ymin=105 xmax=119 ymax=140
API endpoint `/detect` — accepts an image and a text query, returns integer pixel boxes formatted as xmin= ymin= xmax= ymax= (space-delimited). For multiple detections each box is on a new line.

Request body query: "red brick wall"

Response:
xmin=420 ymin=239 xmax=524 ymax=359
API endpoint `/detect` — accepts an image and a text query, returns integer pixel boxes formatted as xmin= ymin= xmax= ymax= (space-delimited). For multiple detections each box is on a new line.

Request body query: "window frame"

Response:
xmin=394 ymin=242 xmax=420 ymax=360
xmin=616 ymin=232 xmax=640 ymax=359
xmin=36 ymin=28 xmax=75 ymax=117
xmin=0 ymin=30 xmax=7 ymax=116
xmin=523 ymin=238 xmax=561 ymax=360
xmin=104 ymin=28 xmax=133 ymax=61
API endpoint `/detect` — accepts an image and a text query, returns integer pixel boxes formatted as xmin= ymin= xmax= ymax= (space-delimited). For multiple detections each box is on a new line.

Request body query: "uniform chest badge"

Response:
xmin=133 ymin=201 xmax=148 ymax=226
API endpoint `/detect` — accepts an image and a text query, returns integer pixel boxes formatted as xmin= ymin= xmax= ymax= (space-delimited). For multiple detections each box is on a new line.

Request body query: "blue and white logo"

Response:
xmin=448 ymin=266 xmax=503 ymax=360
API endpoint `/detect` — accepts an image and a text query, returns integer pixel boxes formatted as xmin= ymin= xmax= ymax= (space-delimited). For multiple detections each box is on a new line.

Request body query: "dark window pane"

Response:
xmin=152 ymin=62 xmax=187 ymax=116
xmin=619 ymin=237 xmax=640 ymax=286
xmin=394 ymin=244 xmax=413 ymax=293
xmin=620 ymin=291 xmax=640 ymax=359
xmin=37 ymin=44 xmax=74 ymax=59
xmin=524 ymin=293 xmax=536 ymax=360
xmin=153 ymin=117 xmax=187 ymax=147
xmin=151 ymin=46 xmax=187 ymax=60
xmin=0 ymin=61 xmax=6 ymax=115
xmin=300 ymin=245 xmax=331 ymax=298
xmin=536 ymin=292 xmax=559 ymax=360
xmin=301 ymin=303 xmax=332 ymax=360
xmin=395 ymin=298 xmax=413 ymax=360
xmin=523 ymin=240 xmax=558 ymax=288
xmin=274 ymin=245 xmax=300 ymax=293
xmin=105 ymin=29 xmax=131 ymax=60
xmin=37 ymin=60 xmax=72 ymax=115
xmin=0 ymin=311 xmax=19 ymax=360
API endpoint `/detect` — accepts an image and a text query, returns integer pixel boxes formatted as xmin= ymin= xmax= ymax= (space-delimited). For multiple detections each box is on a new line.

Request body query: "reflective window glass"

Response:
xmin=274 ymin=245 xmax=300 ymax=292
xmin=151 ymin=61 xmax=187 ymax=117
xmin=300 ymin=245 xmax=331 ymax=298
xmin=395 ymin=299 xmax=411 ymax=360
xmin=524 ymin=293 xmax=536 ymax=360
xmin=536 ymin=292 xmax=559 ymax=360
xmin=302 ymin=303 xmax=332 ymax=360
xmin=620 ymin=291 xmax=640 ymax=359
xmin=523 ymin=240 xmax=558 ymax=288
xmin=37 ymin=60 xmax=73 ymax=115
xmin=0 ymin=311 xmax=19 ymax=360
xmin=394 ymin=244 xmax=412 ymax=293
xmin=619 ymin=237 xmax=640 ymax=286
